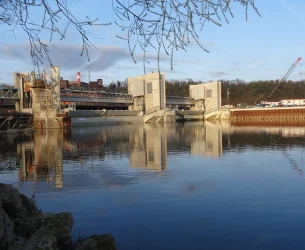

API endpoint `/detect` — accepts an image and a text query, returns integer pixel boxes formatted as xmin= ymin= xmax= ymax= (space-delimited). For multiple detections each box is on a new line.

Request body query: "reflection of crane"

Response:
xmin=266 ymin=57 xmax=302 ymax=101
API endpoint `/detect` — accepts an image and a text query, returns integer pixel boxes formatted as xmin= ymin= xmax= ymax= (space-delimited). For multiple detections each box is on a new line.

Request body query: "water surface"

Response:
xmin=1 ymin=122 xmax=305 ymax=250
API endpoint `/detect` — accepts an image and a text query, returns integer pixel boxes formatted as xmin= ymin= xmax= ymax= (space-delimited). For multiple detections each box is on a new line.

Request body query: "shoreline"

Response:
xmin=0 ymin=183 xmax=117 ymax=250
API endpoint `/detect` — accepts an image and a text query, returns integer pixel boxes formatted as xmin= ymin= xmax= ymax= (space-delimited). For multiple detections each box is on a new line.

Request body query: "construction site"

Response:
xmin=0 ymin=57 xmax=305 ymax=133
xmin=0 ymin=68 xmax=223 ymax=133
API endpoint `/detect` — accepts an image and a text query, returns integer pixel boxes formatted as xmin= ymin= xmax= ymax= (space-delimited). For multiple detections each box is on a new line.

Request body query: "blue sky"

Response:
xmin=1 ymin=0 xmax=305 ymax=85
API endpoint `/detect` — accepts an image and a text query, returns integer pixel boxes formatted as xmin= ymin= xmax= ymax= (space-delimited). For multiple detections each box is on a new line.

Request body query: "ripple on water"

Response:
xmin=1 ymin=123 xmax=305 ymax=250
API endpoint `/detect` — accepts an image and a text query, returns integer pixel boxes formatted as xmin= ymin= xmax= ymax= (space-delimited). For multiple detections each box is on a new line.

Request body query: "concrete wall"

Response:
xmin=70 ymin=116 xmax=143 ymax=126
xmin=33 ymin=109 xmax=63 ymax=129
xmin=128 ymin=72 xmax=166 ymax=112
xmin=14 ymin=72 xmax=32 ymax=112
xmin=189 ymin=81 xmax=222 ymax=113
xmin=205 ymin=81 xmax=221 ymax=113
xmin=190 ymin=84 xmax=205 ymax=100
xmin=31 ymin=88 xmax=52 ymax=112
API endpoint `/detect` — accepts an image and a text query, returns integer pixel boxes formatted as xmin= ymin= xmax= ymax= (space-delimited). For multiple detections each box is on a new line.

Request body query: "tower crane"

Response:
xmin=265 ymin=57 xmax=302 ymax=101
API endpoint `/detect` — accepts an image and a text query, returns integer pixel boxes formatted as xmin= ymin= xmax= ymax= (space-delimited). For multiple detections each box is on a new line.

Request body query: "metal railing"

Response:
xmin=0 ymin=88 xmax=19 ymax=99
xmin=166 ymin=95 xmax=195 ymax=101
xmin=61 ymin=89 xmax=133 ymax=99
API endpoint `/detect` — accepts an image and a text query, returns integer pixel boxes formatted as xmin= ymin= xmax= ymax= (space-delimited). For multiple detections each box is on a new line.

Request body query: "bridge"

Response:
xmin=0 ymin=88 xmax=19 ymax=99
xmin=60 ymin=89 xmax=195 ymax=107
xmin=1 ymin=87 xmax=195 ymax=109
xmin=0 ymin=88 xmax=20 ymax=109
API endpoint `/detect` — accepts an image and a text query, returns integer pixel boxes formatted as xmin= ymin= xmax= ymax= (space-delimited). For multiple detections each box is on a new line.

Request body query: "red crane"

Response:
xmin=266 ymin=57 xmax=302 ymax=101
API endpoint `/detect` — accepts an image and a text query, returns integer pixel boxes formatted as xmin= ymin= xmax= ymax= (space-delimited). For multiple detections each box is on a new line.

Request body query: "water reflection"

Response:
xmin=3 ymin=122 xmax=305 ymax=250
xmin=17 ymin=130 xmax=63 ymax=188
xmin=9 ymin=122 xmax=224 ymax=186
xmin=129 ymin=124 xmax=168 ymax=171
xmin=2 ymin=121 xmax=305 ymax=187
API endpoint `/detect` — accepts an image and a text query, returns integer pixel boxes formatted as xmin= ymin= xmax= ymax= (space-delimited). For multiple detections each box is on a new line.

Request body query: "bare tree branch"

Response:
xmin=113 ymin=0 xmax=261 ymax=72
xmin=0 ymin=0 xmax=110 ymax=71
xmin=0 ymin=0 xmax=260 ymax=72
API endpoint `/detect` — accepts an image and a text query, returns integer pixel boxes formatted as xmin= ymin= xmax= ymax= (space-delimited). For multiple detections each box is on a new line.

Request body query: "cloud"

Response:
xmin=0 ymin=42 xmax=168 ymax=74
xmin=208 ymin=71 xmax=230 ymax=77
xmin=0 ymin=42 xmax=129 ymax=71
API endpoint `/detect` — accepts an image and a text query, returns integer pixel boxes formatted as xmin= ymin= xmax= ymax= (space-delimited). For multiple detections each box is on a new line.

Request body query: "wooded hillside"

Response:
xmin=101 ymin=79 xmax=305 ymax=106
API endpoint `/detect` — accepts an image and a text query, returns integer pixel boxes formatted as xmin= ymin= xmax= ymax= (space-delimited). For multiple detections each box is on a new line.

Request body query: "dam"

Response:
xmin=1 ymin=68 xmax=222 ymax=128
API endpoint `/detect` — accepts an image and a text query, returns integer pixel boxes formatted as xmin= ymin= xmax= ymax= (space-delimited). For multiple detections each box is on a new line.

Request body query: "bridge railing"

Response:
xmin=61 ymin=89 xmax=133 ymax=99
xmin=0 ymin=88 xmax=19 ymax=99
xmin=166 ymin=96 xmax=195 ymax=101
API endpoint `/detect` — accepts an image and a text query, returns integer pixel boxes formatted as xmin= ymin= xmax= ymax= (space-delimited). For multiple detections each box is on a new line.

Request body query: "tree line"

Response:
xmin=165 ymin=79 xmax=305 ymax=106
xmin=221 ymin=79 xmax=305 ymax=106
xmin=102 ymin=78 xmax=305 ymax=107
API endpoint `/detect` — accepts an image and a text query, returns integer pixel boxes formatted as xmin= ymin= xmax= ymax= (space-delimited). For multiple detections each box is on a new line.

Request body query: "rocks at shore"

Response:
xmin=0 ymin=183 xmax=117 ymax=250
xmin=72 ymin=235 xmax=116 ymax=250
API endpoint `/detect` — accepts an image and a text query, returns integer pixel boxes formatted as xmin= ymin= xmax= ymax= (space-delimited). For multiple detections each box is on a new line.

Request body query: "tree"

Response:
xmin=0 ymin=0 xmax=260 ymax=70
xmin=113 ymin=0 xmax=260 ymax=71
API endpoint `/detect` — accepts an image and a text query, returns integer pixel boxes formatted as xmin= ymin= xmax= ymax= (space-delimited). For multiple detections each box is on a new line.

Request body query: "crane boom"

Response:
xmin=266 ymin=57 xmax=302 ymax=101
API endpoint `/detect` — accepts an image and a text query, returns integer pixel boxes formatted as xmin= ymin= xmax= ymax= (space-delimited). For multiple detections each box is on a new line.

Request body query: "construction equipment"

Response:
xmin=266 ymin=57 xmax=302 ymax=101
xmin=255 ymin=93 xmax=264 ymax=103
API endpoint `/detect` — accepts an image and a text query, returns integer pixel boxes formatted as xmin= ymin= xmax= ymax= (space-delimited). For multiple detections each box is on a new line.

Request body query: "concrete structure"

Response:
xmin=68 ymin=110 xmax=143 ymax=126
xmin=128 ymin=72 xmax=166 ymax=112
xmin=11 ymin=70 xmax=224 ymax=125
xmin=189 ymin=81 xmax=222 ymax=114
xmin=14 ymin=68 xmax=64 ymax=129
xmin=128 ymin=72 xmax=176 ymax=123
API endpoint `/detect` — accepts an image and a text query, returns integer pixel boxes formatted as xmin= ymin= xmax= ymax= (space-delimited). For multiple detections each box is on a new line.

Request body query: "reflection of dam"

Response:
xmin=129 ymin=123 xmax=223 ymax=171
xmin=65 ymin=123 xmax=223 ymax=171
xmin=18 ymin=130 xmax=63 ymax=188
xmin=8 ymin=121 xmax=305 ymax=188
xmin=130 ymin=124 xmax=168 ymax=171
xmin=190 ymin=122 xmax=222 ymax=159
xmin=15 ymin=123 xmax=224 ymax=187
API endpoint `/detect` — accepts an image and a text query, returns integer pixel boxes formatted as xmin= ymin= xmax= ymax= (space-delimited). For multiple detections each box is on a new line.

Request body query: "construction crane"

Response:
xmin=266 ymin=57 xmax=302 ymax=101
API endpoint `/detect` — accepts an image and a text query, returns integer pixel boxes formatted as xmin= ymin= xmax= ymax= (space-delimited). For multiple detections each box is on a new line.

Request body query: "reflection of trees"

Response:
xmin=222 ymin=132 xmax=305 ymax=152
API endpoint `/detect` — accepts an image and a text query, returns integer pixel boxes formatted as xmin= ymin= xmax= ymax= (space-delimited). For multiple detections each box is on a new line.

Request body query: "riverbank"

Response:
xmin=0 ymin=183 xmax=116 ymax=250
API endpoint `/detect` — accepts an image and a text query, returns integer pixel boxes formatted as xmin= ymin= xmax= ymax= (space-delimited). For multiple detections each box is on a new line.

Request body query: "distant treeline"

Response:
xmin=221 ymin=79 xmax=305 ymax=106
xmin=164 ymin=79 xmax=305 ymax=106
xmin=103 ymin=79 xmax=305 ymax=106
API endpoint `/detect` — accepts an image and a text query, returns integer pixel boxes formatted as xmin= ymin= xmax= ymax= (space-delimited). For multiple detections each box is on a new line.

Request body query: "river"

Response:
xmin=1 ymin=121 xmax=305 ymax=250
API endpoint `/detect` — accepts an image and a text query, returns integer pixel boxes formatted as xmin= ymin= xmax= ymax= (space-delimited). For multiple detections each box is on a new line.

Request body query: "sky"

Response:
xmin=1 ymin=0 xmax=305 ymax=85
